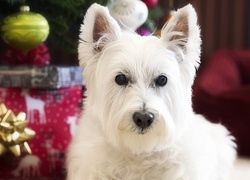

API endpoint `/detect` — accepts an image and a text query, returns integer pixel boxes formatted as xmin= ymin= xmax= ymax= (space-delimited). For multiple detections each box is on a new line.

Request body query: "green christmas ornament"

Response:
xmin=1 ymin=6 xmax=49 ymax=53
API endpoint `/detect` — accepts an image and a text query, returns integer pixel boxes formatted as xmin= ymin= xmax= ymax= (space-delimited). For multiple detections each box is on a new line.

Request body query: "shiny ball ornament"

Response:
xmin=143 ymin=0 xmax=158 ymax=9
xmin=1 ymin=6 xmax=49 ymax=53
xmin=108 ymin=0 xmax=148 ymax=31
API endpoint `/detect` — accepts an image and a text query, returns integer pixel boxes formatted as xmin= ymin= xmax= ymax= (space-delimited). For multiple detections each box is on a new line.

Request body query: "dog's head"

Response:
xmin=79 ymin=3 xmax=201 ymax=154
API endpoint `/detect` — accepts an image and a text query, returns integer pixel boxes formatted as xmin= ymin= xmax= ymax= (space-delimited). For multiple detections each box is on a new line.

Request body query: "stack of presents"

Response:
xmin=0 ymin=48 xmax=84 ymax=179
xmin=0 ymin=4 xmax=86 ymax=179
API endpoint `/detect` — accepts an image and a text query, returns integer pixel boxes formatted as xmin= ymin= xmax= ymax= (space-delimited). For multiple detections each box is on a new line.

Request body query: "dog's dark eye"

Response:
xmin=115 ymin=74 xmax=128 ymax=86
xmin=155 ymin=75 xmax=168 ymax=86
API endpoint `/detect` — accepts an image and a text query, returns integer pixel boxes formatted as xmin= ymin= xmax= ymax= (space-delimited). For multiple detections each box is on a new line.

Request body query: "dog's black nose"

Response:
xmin=133 ymin=112 xmax=154 ymax=129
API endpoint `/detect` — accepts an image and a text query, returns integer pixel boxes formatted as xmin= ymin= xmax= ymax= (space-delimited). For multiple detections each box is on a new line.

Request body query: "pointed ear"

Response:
xmin=161 ymin=4 xmax=201 ymax=69
xmin=78 ymin=3 xmax=121 ymax=67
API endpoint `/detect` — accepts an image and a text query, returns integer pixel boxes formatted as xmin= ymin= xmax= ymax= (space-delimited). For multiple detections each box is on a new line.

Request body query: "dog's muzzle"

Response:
xmin=133 ymin=111 xmax=154 ymax=130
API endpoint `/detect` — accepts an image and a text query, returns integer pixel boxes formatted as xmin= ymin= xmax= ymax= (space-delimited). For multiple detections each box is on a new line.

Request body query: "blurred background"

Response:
xmin=0 ymin=0 xmax=249 ymax=65
xmin=160 ymin=0 xmax=249 ymax=64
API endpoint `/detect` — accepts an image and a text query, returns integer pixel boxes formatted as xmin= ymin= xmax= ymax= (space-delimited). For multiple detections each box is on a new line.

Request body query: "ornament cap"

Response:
xmin=20 ymin=6 xmax=30 ymax=12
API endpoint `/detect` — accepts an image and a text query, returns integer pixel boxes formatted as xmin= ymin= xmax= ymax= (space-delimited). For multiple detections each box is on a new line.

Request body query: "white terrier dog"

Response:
xmin=66 ymin=3 xmax=236 ymax=180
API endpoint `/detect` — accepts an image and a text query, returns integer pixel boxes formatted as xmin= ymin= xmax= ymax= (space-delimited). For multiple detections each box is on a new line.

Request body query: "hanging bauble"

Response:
xmin=108 ymin=0 xmax=148 ymax=31
xmin=1 ymin=6 xmax=50 ymax=53
xmin=143 ymin=0 xmax=158 ymax=9
xmin=136 ymin=27 xmax=151 ymax=36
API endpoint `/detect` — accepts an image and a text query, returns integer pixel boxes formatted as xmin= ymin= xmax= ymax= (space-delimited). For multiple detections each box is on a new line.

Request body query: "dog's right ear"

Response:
xmin=78 ymin=3 xmax=121 ymax=67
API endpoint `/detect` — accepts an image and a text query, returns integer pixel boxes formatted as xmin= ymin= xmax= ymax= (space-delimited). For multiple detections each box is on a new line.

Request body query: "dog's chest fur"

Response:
xmin=96 ymin=147 xmax=184 ymax=180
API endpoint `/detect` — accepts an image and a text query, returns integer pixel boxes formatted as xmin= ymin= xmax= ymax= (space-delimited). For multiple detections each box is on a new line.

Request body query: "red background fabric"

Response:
xmin=193 ymin=49 xmax=250 ymax=156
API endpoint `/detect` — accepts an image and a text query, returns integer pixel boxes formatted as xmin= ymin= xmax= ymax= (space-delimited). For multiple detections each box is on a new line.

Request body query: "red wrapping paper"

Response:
xmin=0 ymin=86 xmax=83 ymax=179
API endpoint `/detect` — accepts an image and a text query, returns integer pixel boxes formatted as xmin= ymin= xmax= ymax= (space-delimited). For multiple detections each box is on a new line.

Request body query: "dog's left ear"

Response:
xmin=78 ymin=3 xmax=121 ymax=67
xmin=160 ymin=4 xmax=201 ymax=70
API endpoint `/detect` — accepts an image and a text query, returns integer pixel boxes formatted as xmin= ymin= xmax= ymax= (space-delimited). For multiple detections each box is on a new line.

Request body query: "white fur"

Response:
xmin=66 ymin=3 xmax=236 ymax=180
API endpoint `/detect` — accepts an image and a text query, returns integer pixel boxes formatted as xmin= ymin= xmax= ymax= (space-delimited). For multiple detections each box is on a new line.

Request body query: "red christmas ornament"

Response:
xmin=0 ymin=43 xmax=50 ymax=66
xmin=143 ymin=0 xmax=158 ymax=9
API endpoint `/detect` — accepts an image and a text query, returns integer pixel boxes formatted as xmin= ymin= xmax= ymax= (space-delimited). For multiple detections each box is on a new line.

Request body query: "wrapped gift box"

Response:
xmin=0 ymin=72 xmax=84 ymax=179
xmin=0 ymin=65 xmax=83 ymax=89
